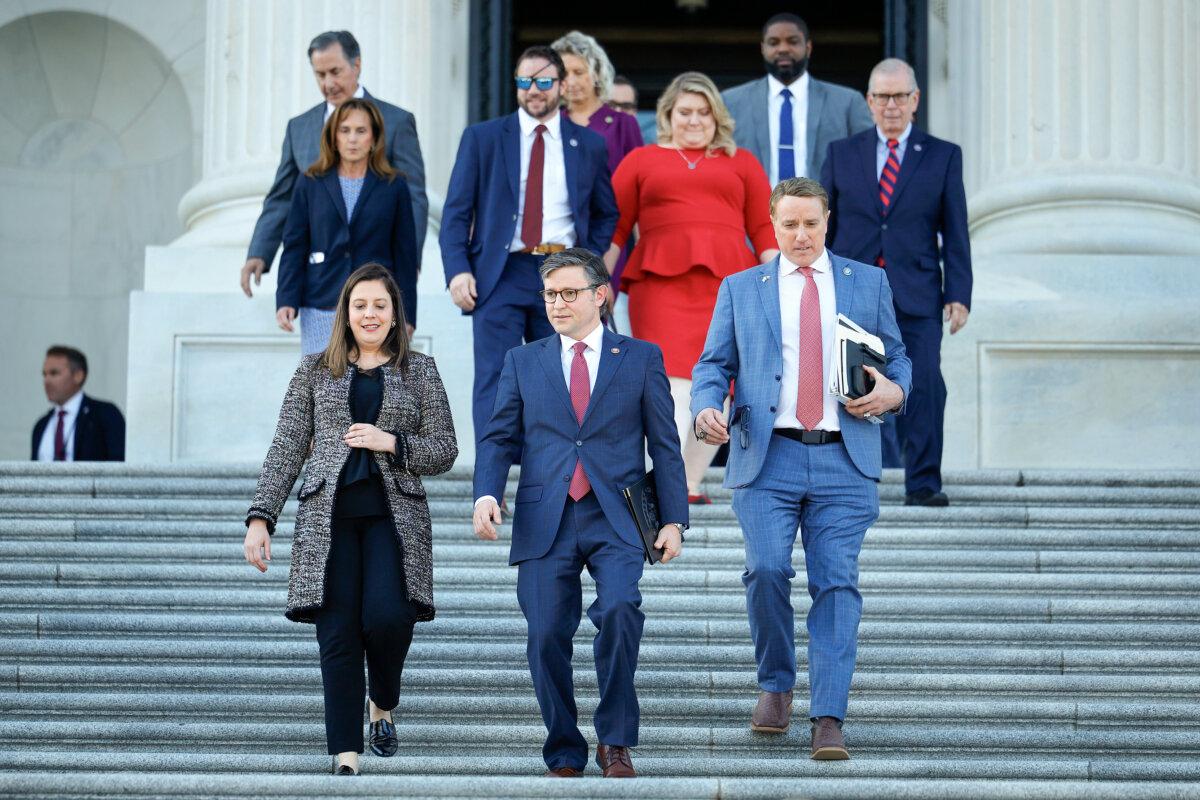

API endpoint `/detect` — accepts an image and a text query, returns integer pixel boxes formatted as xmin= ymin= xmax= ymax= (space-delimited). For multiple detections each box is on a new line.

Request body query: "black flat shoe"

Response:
xmin=331 ymin=757 xmax=359 ymax=776
xmin=905 ymin=489 xmax=949 ymax=507
xmin=369 ymin=718 xmax=398 ymax=757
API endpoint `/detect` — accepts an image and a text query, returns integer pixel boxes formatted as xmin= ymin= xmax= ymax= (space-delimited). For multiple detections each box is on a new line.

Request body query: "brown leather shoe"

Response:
xmin=595 ymin=744 xmax=636 ymax=777
xmin=544 ymin=766 xmax=582 ymax=777
xmin=750 ymin=689 xmax=793 ymax=733
xmin=810 ymin=716 xmax=850 ymax=760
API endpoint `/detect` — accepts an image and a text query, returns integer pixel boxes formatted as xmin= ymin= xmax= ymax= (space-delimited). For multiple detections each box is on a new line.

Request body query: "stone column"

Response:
xmin=947 ymin=0 xmax=1200 ymax=256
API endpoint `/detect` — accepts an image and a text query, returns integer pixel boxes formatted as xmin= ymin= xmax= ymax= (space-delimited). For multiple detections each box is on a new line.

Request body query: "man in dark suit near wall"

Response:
xmin=240 ymin=30 xmax=428 ymax=296
xmin=440 ymin=46 xmax=619 ymax=444
xmin=31 ymin=346 xmax=125 ymax=462
xmin=722 ymin=13 xmax=874 ymax=185
xmin=820 ymin=58 xmax=973 ymax=506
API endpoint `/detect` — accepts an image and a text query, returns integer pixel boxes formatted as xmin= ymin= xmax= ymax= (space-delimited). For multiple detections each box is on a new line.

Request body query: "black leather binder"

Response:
xmin=621 ymin=470 xmax=665 ymax=565
xmin=843 ymin=340 xmax=887 ymax=399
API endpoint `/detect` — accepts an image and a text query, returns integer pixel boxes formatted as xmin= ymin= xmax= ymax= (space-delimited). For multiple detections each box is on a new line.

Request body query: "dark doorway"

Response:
xmin=470 ymin=0 xmax=927 ymax=125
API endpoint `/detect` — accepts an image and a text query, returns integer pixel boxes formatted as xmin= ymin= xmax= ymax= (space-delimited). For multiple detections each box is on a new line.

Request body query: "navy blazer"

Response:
xmin=277 ymin=169 xmax=419 ymax=325
xmin=31 ymin=394 xmax=125 ymax=462
xmin=439 ymin=113 xmax=619 ymax=309
xmin=821 ymin=126 xmax=972 ymax=319
xmin=248 ymin=90 xmax=427 ymax=268
xmin=474 ymin=329 xmax=688 ymax=565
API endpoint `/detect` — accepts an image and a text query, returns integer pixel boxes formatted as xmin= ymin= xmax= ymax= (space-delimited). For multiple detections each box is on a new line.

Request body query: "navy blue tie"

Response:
xmin=778 ymin=87 xmax=795 ymax=182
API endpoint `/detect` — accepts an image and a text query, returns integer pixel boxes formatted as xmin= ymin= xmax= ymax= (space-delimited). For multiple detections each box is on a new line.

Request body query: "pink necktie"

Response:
xmin=53 ymin=409 xmax=67 ymax=461
xmin=568 ymin=342 xmax=591 ymax=500
xmin=796 ymin=267 xmax=824 ymax=430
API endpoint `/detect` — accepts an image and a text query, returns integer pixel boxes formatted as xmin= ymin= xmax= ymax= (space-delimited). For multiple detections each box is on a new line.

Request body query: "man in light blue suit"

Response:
xmin=240 ymin=30 xmax=428 ymax=296
xmin=722 ymin=13 xmax=874 ymax=184
xmin=692 ymin=178 xmax=911 ymax=760
xmin=473 ymin=248 xmax=687 ymax=778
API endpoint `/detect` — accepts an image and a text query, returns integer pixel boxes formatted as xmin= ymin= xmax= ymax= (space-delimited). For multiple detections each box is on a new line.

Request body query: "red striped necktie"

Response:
xmin=877 ymin=138 xmax=900 ymax=267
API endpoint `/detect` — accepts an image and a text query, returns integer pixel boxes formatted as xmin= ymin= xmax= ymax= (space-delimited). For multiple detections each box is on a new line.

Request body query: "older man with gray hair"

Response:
xmin=820 ymin=57 xmax=973 ymax=507
xmin=240 ymin=30 xmax=428 ymax=297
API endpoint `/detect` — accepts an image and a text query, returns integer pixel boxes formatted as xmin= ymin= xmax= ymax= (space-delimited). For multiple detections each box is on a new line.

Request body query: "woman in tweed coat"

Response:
xmin=244 ymin=263 xmax=457 ymax=775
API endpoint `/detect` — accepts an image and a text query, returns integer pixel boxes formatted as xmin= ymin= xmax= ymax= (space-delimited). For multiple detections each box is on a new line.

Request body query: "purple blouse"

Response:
xmin=585 ymin=106 xmax=643 ymax=286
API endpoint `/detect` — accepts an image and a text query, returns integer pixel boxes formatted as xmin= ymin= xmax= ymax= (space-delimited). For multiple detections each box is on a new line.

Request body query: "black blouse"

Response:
xmin=336 ymin=366 xmax=390 ymax=517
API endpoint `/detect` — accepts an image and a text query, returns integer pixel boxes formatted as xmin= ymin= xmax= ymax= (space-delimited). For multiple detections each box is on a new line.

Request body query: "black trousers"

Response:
xmin=314 ymin=513 xmax=416 ymax=754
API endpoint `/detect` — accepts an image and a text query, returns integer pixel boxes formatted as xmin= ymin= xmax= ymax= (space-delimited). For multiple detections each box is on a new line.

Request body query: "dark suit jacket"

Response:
xmin=439 ymin=113 xmax=619 ymax=309
xmin=31 ymin=394 xmax=125 ymax=462
xmin=277 ymin=169 xmax=419 ymax=325
xmin=474 ymin=329 xmax=688 ymax=565
xmin=722 ymin=75 xmax=874 ymax=180
xmin=821 ymin=126 xmax=972 ymax=318
xmin=248 ymin=90 xmax=428 ymax=268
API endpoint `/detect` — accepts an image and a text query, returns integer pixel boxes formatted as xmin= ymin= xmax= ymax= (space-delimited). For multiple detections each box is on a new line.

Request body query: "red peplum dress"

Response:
xmin=612 ymin=145 xmax=774 ymax=378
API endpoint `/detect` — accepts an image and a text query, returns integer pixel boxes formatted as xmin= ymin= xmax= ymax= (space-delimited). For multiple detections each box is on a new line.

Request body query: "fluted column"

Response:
xmin=946 ymin=0 xmax=1200 ymax=256
xmin=173 ymin=0 xmax=459 ymax=248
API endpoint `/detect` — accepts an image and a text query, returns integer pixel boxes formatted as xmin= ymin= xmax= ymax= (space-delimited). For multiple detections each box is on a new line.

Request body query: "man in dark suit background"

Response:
xmin=820 ymin=58 xmax=972 ymax=506
xmin=472 ymin=248 xmax=687 ymax=778
xmin=240 ymin=30 xmax=428 ymax=296
xmin=31 ymin=346 xmax=125 ymax=462
xmin=722 ymin=12 xmax=874 ymax=184
xmin=440 ymin=46 xmax=619 ymax=443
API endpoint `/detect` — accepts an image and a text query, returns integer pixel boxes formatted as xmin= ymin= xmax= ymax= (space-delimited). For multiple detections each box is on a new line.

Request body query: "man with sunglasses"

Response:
xmin=472 ymin=248 xmax=687 ymax=778
xmin=440 ymin=46 xmax=619 ymax=449
xmin=820 ymin=58 xmax=973 ymax=507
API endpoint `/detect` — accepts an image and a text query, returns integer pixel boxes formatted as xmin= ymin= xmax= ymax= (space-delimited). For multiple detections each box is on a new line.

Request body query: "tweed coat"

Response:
xmin=247 ymin=351 xmax=458 ymax=623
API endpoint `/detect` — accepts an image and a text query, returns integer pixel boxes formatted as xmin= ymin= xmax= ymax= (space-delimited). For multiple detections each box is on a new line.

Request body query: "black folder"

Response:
xmin=621 ymin=470 xmax=665 ymax=565
xmin=842 ymin=340 xmax=887 ymax=399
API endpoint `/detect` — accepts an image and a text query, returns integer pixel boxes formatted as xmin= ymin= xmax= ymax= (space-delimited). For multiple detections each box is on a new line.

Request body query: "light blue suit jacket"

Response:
xmin=691 ymin=253 xmax=912 ymax=486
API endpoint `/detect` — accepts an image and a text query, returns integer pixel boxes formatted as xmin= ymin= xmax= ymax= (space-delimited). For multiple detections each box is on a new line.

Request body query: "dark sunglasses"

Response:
xmin=515 ymin=76 xmax=558 ymax=91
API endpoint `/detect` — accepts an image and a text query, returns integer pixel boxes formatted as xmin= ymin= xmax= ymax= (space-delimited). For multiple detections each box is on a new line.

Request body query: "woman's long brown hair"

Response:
xmin=319 ymin=263 xmax=410 ymax=378
xmin=305 ymin=98 xmax=398 ymax=179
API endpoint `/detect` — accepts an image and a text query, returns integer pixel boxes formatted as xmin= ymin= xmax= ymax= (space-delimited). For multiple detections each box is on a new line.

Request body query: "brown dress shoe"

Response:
xmin=595 ymin=744 xmax=636 ymax=777
xmin=544 ymin=766 xmax=582 ymax=777
xmin=810 ymin=716 xmax=850 ymax=760
xmin=750 ymin=689 xmax=793 ymax=733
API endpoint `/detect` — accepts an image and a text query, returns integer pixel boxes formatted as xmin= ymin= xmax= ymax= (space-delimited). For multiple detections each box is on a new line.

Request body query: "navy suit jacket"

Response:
xmin=439 ymin=113 xmax=619 ymax=308
xmin=474 ymin=329 xmax=688 ymax=565
xmin=277 ymin=169 xmax=419 ymax=325
xmin=31 ymin=394 xmax=125 ymax=462
xmin=821 ymin=126 xmax=972 ymax=319
xmin=248 ymin=90 xmax=427 ymax=268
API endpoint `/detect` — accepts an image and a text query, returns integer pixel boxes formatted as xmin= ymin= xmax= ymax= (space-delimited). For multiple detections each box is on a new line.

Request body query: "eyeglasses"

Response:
xmin=869 ymin=91 xmax=914 ymax=107
xmin=515 ymin=76 xmax=558 ymax=91
xmin=538 ymin=285 xmax=602 ymax=304
xmin=609 ymin=101 xmax=637 ymax=113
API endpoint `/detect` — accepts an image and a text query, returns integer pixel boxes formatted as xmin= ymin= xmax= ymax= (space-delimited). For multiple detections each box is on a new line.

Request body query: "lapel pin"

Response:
xmin=605 ymin=115 xmax=614 ymax=124
xmin=761 ymin=274 xmax=771 ymax=282
xmin=913 ymin=143 xmax=922 ymax=151
xmin=611 ymin=347 xmax=620 ymax=354
xmin=569 ymin=138 xmax=578 ymax=147
xmin=843 ymin=267 xmax=852 ymax=276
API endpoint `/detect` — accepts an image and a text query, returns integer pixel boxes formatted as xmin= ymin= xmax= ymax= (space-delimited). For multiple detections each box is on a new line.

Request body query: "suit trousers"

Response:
xmin=516 ymin=493 xmax=646 ymax=771
xmin=732 ymin=434 xmax=878 ymax=720
xmin=314 ymin=511 xmax=417 ymax=754
xmin=880 ymin=311 xmax=946 ymax=494
xmin=471 ymin=252 xmax=555 ymax=443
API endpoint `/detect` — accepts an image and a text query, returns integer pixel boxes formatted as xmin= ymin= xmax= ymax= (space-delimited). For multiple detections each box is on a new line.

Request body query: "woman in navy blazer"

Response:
xmin=278 ymin=98 xmax=419 ymax=355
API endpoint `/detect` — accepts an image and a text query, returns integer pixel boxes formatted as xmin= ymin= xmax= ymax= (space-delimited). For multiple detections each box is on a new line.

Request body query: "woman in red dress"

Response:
xmin=604 ymin=71 xmax=778 ymax=502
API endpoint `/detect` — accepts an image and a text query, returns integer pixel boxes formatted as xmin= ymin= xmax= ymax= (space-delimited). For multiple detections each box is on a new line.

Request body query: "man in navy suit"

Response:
xmin=692 ymin=178 xmax=910 ymax=759
xmin=472 ymin=248 xmax=687 ymax=778
xmin=820 ymin=58 xmax=972 ymax=506
xmin=440 ymin=46 xmax=619 ymax=444
xmin=240 ymin=30 xmax=427 ymax=296
xmin=31 ymin=346 xmax=124 ymax=462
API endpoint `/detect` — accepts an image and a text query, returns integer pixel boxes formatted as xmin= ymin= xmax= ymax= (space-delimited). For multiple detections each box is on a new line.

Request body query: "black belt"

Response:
xmin=773 ymin=428 xmax=842 ymax=445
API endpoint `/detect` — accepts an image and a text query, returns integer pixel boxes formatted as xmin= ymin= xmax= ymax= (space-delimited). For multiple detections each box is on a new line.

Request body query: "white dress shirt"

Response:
xmin=36 ymin=389 xmax=84 ymax=462
xmin=875 ymin=122 xmax=912 ymax=180
xmin=774 ymin=249 xmax=840 ymax=432
xmin=767 ymin=72 xmax=809 ymax=184
xmin=509 ymin=109 xmax=576 ymax=251
xmin=475 ymin=322 xmax=603 ymax=508
xmin=324 ymin=84 xmax=366 ymax=121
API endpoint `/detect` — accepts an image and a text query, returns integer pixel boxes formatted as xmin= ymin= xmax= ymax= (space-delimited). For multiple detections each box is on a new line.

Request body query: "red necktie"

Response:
xmin=877 ymin=138 xmax=900 ymax=267
xmin=568 ymin=342 xmax=591 ymax=500
xmin=53 ymin=409 xmax=67 ymax=461
xmin=796 ymin=267 xmax=824 ymax=431
xmin=521 ymin=124 xmax=547 ymax=249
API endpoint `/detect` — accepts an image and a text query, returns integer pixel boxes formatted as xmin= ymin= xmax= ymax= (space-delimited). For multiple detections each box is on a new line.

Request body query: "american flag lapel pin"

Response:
xmin=611 ymin=347 xmax=620 ymax=354
xmin=569 ymin=138 xmax=578 ymax=147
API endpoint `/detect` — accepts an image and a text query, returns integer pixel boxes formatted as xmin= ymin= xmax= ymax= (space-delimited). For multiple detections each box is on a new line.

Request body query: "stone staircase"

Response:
xmin=1 ymin=461 xmax=1199 ymax=799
